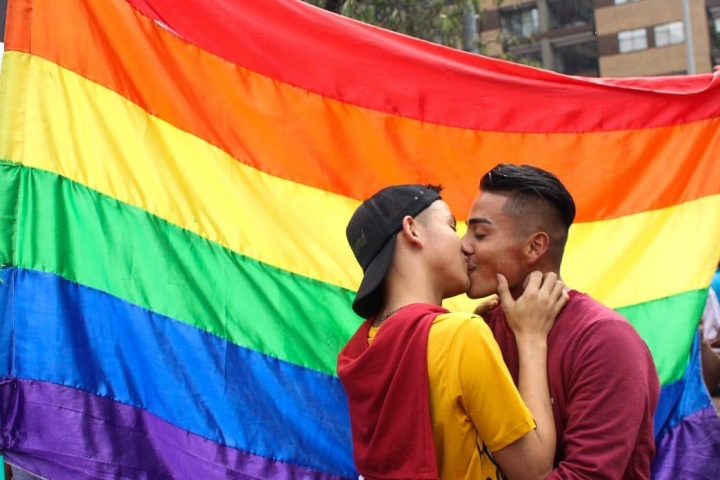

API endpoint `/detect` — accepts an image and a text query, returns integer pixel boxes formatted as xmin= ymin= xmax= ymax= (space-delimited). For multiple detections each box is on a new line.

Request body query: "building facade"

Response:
xmin=479 ymin=0 xmax=720 ymax=77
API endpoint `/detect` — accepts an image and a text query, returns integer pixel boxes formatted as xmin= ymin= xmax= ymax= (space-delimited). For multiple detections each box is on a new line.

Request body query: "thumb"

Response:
xmin=496 ymin=273 xmax=513 ymax=308
xmin=474 ymin=296 xmax=499 ymax=317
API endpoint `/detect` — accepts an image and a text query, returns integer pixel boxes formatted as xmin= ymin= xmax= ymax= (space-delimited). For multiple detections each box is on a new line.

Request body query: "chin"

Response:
xmin=447 ymin=281 xmax=471 ymax=299
xmin=466 ymin=283 xmax=495 ymax=300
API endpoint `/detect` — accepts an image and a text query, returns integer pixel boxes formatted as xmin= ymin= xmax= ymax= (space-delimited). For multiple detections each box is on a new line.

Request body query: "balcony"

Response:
xmin=547 ymin=0 xmax=594 ymax=30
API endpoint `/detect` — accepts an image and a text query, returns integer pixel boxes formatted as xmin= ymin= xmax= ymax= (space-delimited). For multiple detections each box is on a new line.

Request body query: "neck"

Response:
xmin=510 ymin=266 xmax=562 ymax=300
xmin=373 ymin=305 xmax=409 ymax=324
xmin=377 ymin=287 xmax=443 ymax=326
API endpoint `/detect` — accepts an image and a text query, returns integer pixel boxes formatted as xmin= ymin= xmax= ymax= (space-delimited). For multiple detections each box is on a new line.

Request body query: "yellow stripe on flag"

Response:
xmin=2 ymin=52 xmax=718 ymax=315
xmin=0 ymin=52 xmax=359 ymax=290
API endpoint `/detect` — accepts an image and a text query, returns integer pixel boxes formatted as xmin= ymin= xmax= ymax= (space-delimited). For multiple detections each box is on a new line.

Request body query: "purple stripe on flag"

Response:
xmin=651 ymin=406 xmax=720 ymax=479
xmin=0 ymin=379 xmax=351 ymax=480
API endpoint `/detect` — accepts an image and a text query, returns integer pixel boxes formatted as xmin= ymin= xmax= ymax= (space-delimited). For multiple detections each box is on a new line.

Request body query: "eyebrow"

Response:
xmin=467 ymin=217 xmax=492 ymax=226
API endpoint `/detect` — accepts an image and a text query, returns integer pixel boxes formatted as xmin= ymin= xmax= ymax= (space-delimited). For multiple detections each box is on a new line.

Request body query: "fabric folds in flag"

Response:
xmin=0 ymin=0 xmax=719 ymax=478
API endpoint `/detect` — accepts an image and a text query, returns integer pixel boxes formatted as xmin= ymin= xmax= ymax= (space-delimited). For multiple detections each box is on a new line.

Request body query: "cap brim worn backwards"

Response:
xmin=351 ymin=234 xmax=398 ymax=318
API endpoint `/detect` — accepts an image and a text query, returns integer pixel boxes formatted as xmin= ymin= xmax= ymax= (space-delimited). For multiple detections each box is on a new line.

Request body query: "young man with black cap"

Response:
xmin=338 ymin=184 xmax=567 ymax=480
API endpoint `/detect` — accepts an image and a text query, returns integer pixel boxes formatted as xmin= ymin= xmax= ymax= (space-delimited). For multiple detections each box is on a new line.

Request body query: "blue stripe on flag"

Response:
xmin=2 ymin=267 xmax=354 ymax=477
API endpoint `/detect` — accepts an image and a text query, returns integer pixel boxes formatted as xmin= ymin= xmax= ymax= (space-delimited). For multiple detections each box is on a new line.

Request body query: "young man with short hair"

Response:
xmin=462 ymin=164 xmax=660 ymax=479
xmin=338 ymin=184 xmax=567 ymax=480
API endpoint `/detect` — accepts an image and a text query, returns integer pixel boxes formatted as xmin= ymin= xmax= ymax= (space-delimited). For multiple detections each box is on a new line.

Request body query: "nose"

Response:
xmin=461 ymin=234 xmax=472 ymax=255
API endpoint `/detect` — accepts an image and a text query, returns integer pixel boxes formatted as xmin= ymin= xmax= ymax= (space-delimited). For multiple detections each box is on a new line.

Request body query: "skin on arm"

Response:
xmin=492 ymin=271 xmax=568 ymax=480
xmin=700 ymin=326 xmax=720 ymax=392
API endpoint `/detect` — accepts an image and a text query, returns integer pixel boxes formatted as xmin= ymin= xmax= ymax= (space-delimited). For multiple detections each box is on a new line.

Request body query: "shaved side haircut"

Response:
xmin=480 ymin=163 xmax=576 ymax=266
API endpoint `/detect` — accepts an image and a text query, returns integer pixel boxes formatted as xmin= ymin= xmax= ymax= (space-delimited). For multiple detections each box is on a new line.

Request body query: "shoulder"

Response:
xmin=430 ymin=312 xmax=501 ymax=352
xmin=562 ymin=295 xmax=654 ymax=364
xmin=562 ymin=292 xmax=634 ymax=334
xmin=556 ymin=292 xmax=651 ymax=354
xmin=431 ymin=312 xmax=488 ymax=333
xmin=429 ymin=314 xmax=515 ymax=386
xmin=563 ymin=291 xmax=620 ymax=319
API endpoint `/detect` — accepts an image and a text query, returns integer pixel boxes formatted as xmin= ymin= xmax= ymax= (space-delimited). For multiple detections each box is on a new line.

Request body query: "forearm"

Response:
xmin=516 ymin=337 xmax=555 ymax=470
xmin=701 ymin=338 xmax=720 ymax=391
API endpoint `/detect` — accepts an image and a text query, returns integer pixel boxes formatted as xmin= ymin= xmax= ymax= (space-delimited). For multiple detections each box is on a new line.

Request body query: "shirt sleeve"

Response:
xmin=444 ymin=314 xmax=536 ymax=452
xmin=547 ymin=320 xmax=658 ymax=479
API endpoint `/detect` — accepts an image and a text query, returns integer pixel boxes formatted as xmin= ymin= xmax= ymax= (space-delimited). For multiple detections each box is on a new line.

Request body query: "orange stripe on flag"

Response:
xmin=11 ymin=0 xmax=720 ymax=223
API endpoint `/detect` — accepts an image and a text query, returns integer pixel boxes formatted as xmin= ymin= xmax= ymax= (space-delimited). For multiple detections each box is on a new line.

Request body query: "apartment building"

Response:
xmin=479 ymin=0 xmax=720 ymax=77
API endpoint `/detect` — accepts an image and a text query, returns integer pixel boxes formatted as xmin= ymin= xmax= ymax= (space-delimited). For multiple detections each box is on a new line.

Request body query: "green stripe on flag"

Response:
xmin=2 ymin=161 xmax=706 ymax=383
xmin=618 ymin=289 xmax=706 ymax=385
xmin=0 ymin=162 xmax=20 ymax=266
xmin=6 ymin=162 xmax=359 ymax=375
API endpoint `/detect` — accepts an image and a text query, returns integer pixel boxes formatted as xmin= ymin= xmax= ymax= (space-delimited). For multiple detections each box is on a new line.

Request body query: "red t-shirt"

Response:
xmin=485 ymin=290 xmax=660 ymax=479
xmin=337 ymin=304 xmax=446 ymax=480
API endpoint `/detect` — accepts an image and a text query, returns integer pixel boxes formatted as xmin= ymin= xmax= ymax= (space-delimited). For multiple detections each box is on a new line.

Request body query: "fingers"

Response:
xmin=474 ymin=296 xmax=499 ymax=317
xmin=496 ymin=273 xmax=513 ymax=307
xmin=544 ymin=272 xmax=569 ymax=317
xmin=536 ymin=271 xmax=566 ymax=312
xmin=550 ymin=276 xmax=564 ymax=301
xmin=520 ymin=271 xmax=565 ymax=299
xmin=551 ymin=289 xmax=570 ymax=317
xmin=523 ymin=270 xmax=543 ymax=292
xmin=537 ymin=271 xmax=557 ymax=296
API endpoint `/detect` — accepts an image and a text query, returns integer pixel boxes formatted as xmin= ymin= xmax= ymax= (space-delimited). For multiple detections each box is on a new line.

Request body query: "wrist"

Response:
xmin=515 ymin=336 xmax=549 ymax=351
xmin=514 ymin=331 xmax=549 ymax=343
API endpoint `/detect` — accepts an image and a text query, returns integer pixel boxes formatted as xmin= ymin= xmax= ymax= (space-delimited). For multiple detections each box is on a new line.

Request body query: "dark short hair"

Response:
xmin=480 ymin=163 xmax=576 ymax=230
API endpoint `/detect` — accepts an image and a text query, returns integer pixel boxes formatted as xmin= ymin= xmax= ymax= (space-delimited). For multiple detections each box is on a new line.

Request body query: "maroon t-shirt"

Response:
xmin=485 ymin=290 xmax=660 ymax=479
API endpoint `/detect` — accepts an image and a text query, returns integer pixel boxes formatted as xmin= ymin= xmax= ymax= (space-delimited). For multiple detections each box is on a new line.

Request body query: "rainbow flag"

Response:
xmin=1 ymin=0 xmax=719 ymax=478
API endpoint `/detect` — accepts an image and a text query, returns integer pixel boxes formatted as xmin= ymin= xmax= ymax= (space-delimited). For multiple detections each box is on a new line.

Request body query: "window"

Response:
xmin=615 ymin=0 xmax=640 ymax=4
xmin=654 ymin=21 xmax=684 ymax=47
xmin=547 ymin=0 xmax=594 ymax=30
xmin=618 ymin=28 xmax=647 ymax=53
xmin=500 ymin=7 xmax=540 ymax=38
xmin=553 ymin=42 xmax=599 ymax=76
xmin=715 ymin=17 xmax=720 ymax=34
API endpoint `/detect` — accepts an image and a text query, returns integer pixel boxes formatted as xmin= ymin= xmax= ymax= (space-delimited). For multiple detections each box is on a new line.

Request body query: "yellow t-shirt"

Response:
xmin=368 ymin=312 xmax=535 ymax=480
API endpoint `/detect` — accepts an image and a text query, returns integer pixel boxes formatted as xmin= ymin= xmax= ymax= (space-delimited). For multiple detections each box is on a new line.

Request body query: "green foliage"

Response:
xmin=305 ymin=0 xmax=481 ymax=49
xmin=303 ymin=0 xmax=539 ymax=67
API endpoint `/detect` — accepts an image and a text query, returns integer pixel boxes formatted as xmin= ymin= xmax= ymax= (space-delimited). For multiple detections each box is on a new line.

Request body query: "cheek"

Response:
xmin=472 ymin=245 xmax=501 ymax=265
xmin=480 ymin=240 xmax=516 ymax=263
xmin=473 ymin=250 xmax=515 ymax=281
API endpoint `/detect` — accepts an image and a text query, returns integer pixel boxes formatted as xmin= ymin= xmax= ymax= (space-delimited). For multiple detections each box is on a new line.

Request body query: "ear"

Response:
xmin=525 ymin=231 xmax=549 ymax=264
xmin=399 ymin=215 xmax=423 ymax=247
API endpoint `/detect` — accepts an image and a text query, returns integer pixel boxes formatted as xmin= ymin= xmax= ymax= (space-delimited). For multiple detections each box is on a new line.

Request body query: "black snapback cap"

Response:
xmin=345 ymin=184 xmax=441 ymax=318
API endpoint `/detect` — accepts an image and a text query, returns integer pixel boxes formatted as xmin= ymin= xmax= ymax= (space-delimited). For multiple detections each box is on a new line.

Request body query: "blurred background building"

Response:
xmin=479 ymin=0 xmax=720 ymax=76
